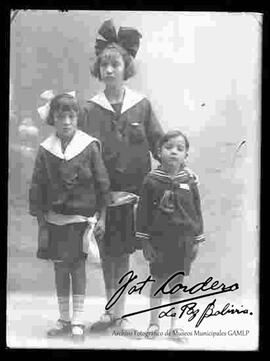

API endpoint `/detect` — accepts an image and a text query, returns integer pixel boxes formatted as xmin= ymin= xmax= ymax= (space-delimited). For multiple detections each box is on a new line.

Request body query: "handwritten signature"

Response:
xmin=104 ymin=270 xmax=253 ymax=327
xmin=158 ymin=299 xmax=253 ymax=327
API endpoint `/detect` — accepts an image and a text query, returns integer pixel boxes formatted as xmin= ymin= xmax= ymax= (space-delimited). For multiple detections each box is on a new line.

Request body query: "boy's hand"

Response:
xmin=94 ymin=218 xmax=106 ymax=241
xmin=190 ymin=242 xmax=199 ymax=261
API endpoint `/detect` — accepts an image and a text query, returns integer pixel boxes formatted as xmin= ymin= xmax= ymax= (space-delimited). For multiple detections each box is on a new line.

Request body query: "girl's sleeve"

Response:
xmin=145 ymin=100 xmax=164 ymax=161
xmin=192 ymin=182 xmax=206 ymax=243
xmin=79 ymin=103 xmax=101 ymax=141
xmin=77 ymin=100 xmax=89 ymax=133
xmin=29 ymin=147 xmax=48 ymax=217
xmin=90 ymin=141 xmax=111 ymax=210
xmin=136 ymin=176 xmax=154 ymax=241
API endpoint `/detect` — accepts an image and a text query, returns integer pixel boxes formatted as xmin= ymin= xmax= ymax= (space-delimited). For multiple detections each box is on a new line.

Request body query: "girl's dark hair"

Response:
xmin=90 ymin=43 xmax=136 ymax=81
xmin=159 ymin=130 xmax=190 ymax=151
xmin=46 ymin=94 xmax=81 ymax=126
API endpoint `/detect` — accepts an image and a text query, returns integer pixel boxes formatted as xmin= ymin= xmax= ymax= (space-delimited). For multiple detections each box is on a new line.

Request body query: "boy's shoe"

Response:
xmin=71 ymin=324 xmax=85 ymax=342
xmin=47 ymin=319 xmax=71 ymax=338
xmin=145 ymin=323 xmax=160 ymax=340
xmin=168 ymin=328 xmax=188 ymax=344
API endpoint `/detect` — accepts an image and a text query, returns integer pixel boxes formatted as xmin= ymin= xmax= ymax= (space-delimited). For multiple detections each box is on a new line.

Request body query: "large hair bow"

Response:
xmin=95 ymin=19 xmax=142 ymax=58
xmin=37 ymin=90 xmax=76 ymax=121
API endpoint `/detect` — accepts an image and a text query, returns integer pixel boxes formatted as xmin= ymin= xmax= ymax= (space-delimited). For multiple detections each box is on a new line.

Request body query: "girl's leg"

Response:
xmin=101 ymin=254 xmax=115 ymax=306
xmin=149 ymin=274 xmax=164 ymax=328
xmin=111 ymin=253 xmax=130 ymax=319
xmin=89 ymin=255 xmax=116 ymax=331
xmin=54 ymin=261 xmax=71 ymax=322
xmin=70 ymin=259 xmax=86 ymax=326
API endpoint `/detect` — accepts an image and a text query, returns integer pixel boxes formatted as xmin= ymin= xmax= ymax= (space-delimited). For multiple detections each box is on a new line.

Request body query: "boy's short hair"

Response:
xmin=159 ymin=130 xmax=190 ymax=151
xmin=90 ymin=43 xmax=136 ymax=81
xmin=46 ymin=94 xmax=82 ymax=126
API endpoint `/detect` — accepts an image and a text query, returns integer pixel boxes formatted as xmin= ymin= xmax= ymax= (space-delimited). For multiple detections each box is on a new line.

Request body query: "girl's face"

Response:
xmin=53 ymin=110 xmax=78 ymax=140
xmin=99 ymin=49 xmax=125 ymax=87
xmin=159 ymin=135 xmax=188 ymax=171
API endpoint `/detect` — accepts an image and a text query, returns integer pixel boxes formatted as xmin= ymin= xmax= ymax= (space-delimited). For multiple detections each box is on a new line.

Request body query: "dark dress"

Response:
xmin=82 ymin=87 xmax=164 ymax=257
xmin=136 ymin=167 xmax=205 ymax=277
xmin=29 ymin=130 xmax=110 ymax=262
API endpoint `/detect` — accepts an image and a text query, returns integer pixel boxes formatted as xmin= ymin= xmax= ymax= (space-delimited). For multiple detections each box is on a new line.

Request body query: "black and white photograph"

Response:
xmin=7 ymin=10 xmax=261 ymax=350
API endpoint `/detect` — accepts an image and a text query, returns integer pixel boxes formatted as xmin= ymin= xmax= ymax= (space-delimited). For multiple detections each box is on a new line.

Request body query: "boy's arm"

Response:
xmin=192 ymin=182 xmax=206 ymax=244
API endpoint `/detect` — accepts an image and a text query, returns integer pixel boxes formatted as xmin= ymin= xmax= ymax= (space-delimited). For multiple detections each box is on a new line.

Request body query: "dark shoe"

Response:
xmin=145 ymin=323 xmax=160 ymax=340
xmin=89 ymin=311 xmax=117 ymax=333
xmin=71 ymin=324 xmax=85 ymax=342
xmin=47 ymin=319 xmax=71 ymax=338
xmin=168 ymin=328 xmax=188 ymax=344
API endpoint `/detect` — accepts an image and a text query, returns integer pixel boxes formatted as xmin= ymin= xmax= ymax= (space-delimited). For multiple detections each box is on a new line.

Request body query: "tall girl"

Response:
xmin=82 ymin=19 xmax=164 ymax=331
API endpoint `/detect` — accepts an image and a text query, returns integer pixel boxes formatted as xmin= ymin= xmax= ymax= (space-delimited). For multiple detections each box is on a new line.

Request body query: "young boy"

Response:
xmin=136 ymin=130 xmax=205 ymax=343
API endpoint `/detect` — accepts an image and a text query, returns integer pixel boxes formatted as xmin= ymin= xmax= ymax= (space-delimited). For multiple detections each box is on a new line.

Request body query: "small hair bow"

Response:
xmin=37 ymin=90 xmax=76 ymax=121
xmin=95 ymin=19 xmax=142 ymax=58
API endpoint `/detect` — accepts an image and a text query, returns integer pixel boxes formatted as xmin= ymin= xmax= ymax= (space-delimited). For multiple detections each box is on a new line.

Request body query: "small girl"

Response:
xmin=29 ymin=92 xmax=110 ymax=339
xmin=82 ymin=19 xmax=164 ymax=332
xmin=136 ymin=130 xmax=205 ymax=342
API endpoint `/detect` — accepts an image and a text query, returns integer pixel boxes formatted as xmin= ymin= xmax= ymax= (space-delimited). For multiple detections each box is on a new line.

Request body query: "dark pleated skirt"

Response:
xmin=37 ymin=222 xmax=88 ymax=262
xmin=99 ymin=202 xmax=136 ymax=258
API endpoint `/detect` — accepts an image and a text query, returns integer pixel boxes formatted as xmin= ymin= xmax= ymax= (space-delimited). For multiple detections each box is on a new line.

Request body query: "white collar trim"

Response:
xmin=40 ymin=130 xmax=100 ymax=160
xmin=90 ymin=86 xmax=145 ymax=114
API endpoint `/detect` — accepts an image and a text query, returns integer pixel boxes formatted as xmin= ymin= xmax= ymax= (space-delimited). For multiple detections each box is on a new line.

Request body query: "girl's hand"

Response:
xmin=36 ymin=211 xmax=46 ymax=226
xmin=94 ymin=218 xmax=106 ymax=241
xmin=142 ymin=240 xmax=157 ymax=262
xmin=190 ymin=243 xmax=199 ymax=261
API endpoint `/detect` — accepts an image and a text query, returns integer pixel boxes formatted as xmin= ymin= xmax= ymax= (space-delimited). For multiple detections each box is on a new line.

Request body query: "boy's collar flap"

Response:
xmin=151 ymin=168 xmax=190 ymax=183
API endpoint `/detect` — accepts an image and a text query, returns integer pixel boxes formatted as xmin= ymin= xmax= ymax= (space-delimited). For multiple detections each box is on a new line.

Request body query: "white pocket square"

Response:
xmin=179 ymin=183 xmax=190 ymax=190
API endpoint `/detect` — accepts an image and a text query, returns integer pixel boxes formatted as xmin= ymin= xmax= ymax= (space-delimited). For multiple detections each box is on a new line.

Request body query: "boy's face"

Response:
xmin=54 ymin=110 xmax=78 ymax=140
xmin=159 ymin=135 xmax=188 ymax=169
xmin=99 ymin=49 xmax=125 ymax=87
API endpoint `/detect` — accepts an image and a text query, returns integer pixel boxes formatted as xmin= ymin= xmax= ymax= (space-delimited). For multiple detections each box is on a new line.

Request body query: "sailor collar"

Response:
xmin=150 ymin=168 xmax=191 ymax=182
xmin=40 ymin=129 xmax=100 ymax=161
xmin=89 ymin=86 xmax=145 ymax=114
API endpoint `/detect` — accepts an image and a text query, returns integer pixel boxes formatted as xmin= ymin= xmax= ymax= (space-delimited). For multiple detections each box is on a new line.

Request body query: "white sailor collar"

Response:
xmin=90 ymin=86 xmax=146 ymax=114
xmin=40 ymin=129 xmax=100 ymax=161
xmin=152 ymin=168 xmax=189 ymax=181
xmin=151 ymin=167 xmax=199 ymax=184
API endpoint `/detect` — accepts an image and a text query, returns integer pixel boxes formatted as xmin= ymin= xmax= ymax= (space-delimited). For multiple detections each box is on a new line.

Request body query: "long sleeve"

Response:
xmin=79 ymin=105 xmax=90 ymax=133
xmin=80 ymin=104 xmax=102 ymax=141
xmin=90 ymin=141 xmax=111 ymax=210
xmin=29 ymin=147 xmax=48 ymax=217
xmin=192 ymin=182 xmax=205 ymax=243
xmin=136 ymin=177 xmax=154 ymax=241
xmin=145 ymin=101 xmax=164 ymax=161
